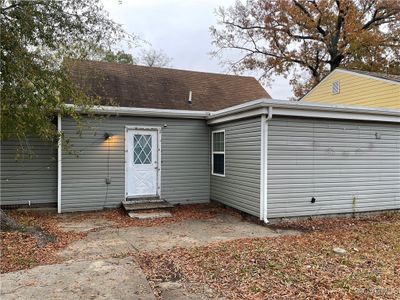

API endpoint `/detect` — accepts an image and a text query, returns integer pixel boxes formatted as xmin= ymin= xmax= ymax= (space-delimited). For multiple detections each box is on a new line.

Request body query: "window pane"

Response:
xmin=213 ymin=154 xmax=224 ymax=175
xmin=133 ymin=134 xmax=152 ymax=164
xmin=213 ymin=132 xmax=224 ymax=152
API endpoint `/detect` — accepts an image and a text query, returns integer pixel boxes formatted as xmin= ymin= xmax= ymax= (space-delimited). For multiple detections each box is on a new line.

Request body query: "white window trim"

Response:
xmin=211 ymin=129 xmax=226 ymax=177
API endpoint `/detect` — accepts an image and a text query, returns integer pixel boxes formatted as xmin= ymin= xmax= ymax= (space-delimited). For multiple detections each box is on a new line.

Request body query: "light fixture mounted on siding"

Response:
xmin=104 ymin=132 xmax=112 ymax=140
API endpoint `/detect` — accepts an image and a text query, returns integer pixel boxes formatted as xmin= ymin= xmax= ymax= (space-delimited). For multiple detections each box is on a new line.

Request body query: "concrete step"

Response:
xmin=128 ymin=211 xmax=172 ymax=220
xmin=125 ymin=196 xmax=161 ymax=202
xmin=122 ymin=199 xmax=174 ymax=211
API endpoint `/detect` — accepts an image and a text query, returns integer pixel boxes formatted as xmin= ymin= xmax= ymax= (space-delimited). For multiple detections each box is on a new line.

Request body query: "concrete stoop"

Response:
xmin=122 ymin=198 xmax=174 ymax=211
xmin=128 ymin=211 xmax=172 ymax=220
xmin=122 ymin=197 xmax=174 ymax=220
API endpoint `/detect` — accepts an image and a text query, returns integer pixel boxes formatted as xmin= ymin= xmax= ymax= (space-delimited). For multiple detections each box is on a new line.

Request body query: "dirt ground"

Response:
xmin=0 ymin=205 xmax=297 ymax=299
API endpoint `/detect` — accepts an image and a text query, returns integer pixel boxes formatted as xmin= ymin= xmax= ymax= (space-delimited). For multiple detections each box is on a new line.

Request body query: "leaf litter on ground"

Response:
xmin=136 ymin=212 xmax=400 ymax=300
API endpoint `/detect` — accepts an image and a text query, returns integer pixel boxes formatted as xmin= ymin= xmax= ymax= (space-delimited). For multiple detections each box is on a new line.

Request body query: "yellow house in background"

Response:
xmin=301 ymin=68 xmax=400 ymax=110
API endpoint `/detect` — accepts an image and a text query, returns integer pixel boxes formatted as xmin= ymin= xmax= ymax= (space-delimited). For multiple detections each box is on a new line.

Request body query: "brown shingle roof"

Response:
xmin=346 ymin=69 xmax=400 ymax=83
xmin=67 ymin=59 xmax=270 ymax=111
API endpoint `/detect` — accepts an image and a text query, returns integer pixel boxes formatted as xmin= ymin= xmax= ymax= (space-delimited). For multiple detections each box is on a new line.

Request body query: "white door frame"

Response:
xmin=125 ymin=125 xmax=162 ymax=198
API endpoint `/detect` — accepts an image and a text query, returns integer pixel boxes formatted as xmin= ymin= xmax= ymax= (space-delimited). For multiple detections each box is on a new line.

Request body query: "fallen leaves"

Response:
xmin=137 ymin=212 xmax=400 ymax=300
xmin=0 ymin=203 xmax=235 ymax=273
xmin=60 ymin=203 xmax=238 ymax=229
xmin=0 ymin=211 xmax=85 ymax=273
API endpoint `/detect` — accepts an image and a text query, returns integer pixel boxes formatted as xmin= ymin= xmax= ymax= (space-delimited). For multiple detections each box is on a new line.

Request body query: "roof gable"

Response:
xmin=301 ymin=68 xmax=400 ymax=100
xmin=67 ymin=59 xmax=270 ymax=111
xmin=336 ymin=69 xmax=400 ymax=84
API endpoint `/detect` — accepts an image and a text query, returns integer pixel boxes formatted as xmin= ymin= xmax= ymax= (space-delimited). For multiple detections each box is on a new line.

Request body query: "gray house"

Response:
xmin=1 ymin=61 xmax=399 ymax=221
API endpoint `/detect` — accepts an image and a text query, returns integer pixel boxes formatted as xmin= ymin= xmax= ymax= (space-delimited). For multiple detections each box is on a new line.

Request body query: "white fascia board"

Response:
xmin=207 ymin=107 xmax=269 ymax=125
xmin=208 ymin=98 xmax=268 ymax=118
xmin=66 ymin=99 xmax=400 ymax=123
xmin=208 ymin=99 xmax=400 ymax=124
xmin=335 ymin=69 xmax=400 ymax=85
xmin=65 ymin=104 xmax=209 ymax=119
xmin=273 ymin=107 xmax=400 ymax=123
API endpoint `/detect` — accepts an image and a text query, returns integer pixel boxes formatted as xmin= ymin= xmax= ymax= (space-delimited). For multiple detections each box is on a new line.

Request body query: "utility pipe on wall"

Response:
xmin=260 ymin=107 xmax=273 ymax=223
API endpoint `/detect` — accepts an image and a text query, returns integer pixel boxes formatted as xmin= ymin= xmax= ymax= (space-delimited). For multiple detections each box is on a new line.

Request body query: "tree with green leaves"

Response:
xmin=0 ymin=0 xmax=132 ymax=147
xmin=102 ymin=50 xmax=136 ymax=64
xmin=101 ymin=48 xmax=173 ymax=67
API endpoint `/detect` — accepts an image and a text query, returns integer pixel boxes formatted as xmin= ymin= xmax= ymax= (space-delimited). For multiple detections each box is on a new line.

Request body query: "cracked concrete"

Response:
xmin=58 ymin=219 xmax=117 ymax=233
xmin=0 ymin=258 xmax=154 ymax=300
xmin=1 ymin=212 xmax=299 ymax=299
xmin=59 ymin=214 xmax=298 ymax=260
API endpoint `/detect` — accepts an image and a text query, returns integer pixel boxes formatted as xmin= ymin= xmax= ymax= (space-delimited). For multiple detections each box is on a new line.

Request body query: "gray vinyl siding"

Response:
xmin=61 ymin=116 xmax=210 ymax=212
xmin=267 ymin=116 xmax=400 ymax=218
xmin=210 ymin=117 xmax=261 ymax=217
xmin=1 ymin=138 xmax=57 ymax=206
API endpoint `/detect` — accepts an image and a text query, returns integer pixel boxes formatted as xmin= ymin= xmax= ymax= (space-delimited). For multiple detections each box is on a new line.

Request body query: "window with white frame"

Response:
xmin=212 ymin=130 xmax=225 ymax=176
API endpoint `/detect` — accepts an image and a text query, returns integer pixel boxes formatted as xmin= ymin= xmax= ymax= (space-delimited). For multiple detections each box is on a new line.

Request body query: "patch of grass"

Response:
xmin=12 ymin=256 xmax=38 ymax=268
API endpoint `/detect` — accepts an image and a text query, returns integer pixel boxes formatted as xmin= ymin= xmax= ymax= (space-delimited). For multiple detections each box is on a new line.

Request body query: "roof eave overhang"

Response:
xmin=207 ymin=98 xmax=400 ymax=124
xmin=65 ymin=104 xmax=210 ymax=119
xmin=65 ymin=99 xmax=400 ymax=124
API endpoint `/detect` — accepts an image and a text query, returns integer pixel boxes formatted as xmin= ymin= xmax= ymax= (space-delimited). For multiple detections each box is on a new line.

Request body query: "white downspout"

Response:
xmin=57 ymin=113 xmax=62 ymax=213
xmin=260 ymin=107 xmax=273 ymax=223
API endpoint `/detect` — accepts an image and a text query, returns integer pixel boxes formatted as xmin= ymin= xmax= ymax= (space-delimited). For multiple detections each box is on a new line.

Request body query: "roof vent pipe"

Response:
xmin=188 ymin=90 xmax=192 ymax=104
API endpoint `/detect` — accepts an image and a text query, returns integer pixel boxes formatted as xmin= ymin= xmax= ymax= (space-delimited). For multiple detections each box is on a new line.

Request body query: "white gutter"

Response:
xmin=208 ymin=98 xmax=400 ymax=124
xmin=57 ymin=113 xmax=62 ymax=214
xmin=65 ymin=104 xmax=209 ymax=119
xmin=65 ymin=99 xmax=400 ymax=123
xmin=260 ymin=107 xmax=273 ymax=223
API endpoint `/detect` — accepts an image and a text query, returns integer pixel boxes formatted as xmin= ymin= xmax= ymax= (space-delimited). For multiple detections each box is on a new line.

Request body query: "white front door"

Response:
xmin=126 ymin=129 xmax=159 ymax=197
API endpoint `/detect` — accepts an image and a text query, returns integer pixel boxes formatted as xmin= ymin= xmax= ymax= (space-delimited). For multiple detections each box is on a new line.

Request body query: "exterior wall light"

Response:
xmin=104 ymin=132 xmax=112 ymax=140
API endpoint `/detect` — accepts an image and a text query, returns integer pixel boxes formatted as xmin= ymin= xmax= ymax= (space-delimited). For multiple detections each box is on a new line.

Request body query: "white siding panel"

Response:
xmin=267 ymin=117 xmax=400 ymax=218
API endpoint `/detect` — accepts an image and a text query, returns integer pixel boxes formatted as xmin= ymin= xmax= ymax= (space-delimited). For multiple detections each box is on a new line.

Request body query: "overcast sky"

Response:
xmin=102 ymin=0 xmax=293 ymax=99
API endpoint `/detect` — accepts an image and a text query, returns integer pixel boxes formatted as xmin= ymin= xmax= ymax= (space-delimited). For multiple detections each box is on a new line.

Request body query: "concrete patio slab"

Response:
xmin=128 ymin=211 xmax=173 ymax=220
xmin=59 ymin=214 xmax=299 ymax=260
xmin=58 ymin=218 xmax=117 ymax=232
xmin=0 ymin=258 xmax=155 ymax=300
xmin=1 ymin=210 xmax=300 ymax=300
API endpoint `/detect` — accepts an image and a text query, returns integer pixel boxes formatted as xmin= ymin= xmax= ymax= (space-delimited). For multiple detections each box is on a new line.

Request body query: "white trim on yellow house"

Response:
xmin=300 ymin=68 xmax=400 ymax=101
xmin=336 ymin=69 xmax=400 ymax=85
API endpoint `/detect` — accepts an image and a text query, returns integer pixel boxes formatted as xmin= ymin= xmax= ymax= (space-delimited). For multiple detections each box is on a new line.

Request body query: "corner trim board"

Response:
xmin=260 ymin=107 xmax=272 ymax=223
xmin=260 ymin=114 xmax=266 ymax=221
xmin=57 ymin=113 xmax=62 ymax=213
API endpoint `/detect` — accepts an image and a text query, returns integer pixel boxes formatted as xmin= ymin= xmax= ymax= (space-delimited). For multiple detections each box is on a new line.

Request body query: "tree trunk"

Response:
xmin=329 ymin=54 xmax=344 ymax=71
xmin=0 ymin=209 xmax=23 ymax=231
